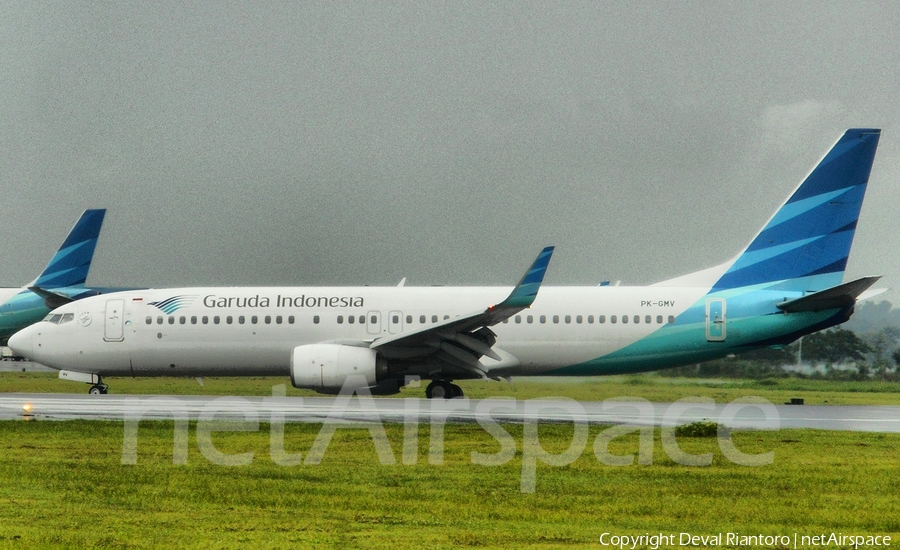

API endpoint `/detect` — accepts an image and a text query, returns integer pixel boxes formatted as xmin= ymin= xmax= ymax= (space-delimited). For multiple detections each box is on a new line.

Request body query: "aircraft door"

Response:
xmin=706 ymin=298 xmax=726 ymax=342
xmin=366 ymin=311 xmax=382 ymax=335
xmin=104 ymin=299 xmax=125 ymax=342
xmin=388 ymin=311 xmax=403 ymax=334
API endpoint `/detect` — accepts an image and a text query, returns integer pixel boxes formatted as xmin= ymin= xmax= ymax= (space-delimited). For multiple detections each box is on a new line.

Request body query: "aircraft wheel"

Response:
xmin=426 ymin=380 xmax=454 ymax=399
xmin=89 ymin=385 xmax=103 ymax=395
xmin=449 ymin=384 xmax=464 ymax=398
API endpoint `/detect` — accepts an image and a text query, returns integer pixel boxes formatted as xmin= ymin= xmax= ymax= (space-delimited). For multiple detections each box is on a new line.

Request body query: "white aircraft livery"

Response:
xmin=9 ymin=129 xmax=883 ymax=397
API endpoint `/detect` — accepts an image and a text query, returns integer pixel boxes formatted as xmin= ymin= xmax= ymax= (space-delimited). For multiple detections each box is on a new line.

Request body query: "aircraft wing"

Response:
xmin=776 ymin=276 xmax=881 ymax=313
xmin=26 ymin=285 xmax=145 ymax=311
xmin=370 ymin=246 xmax=554 ymax=378
xmin=27 ymin=286 xmax=75 ymax=310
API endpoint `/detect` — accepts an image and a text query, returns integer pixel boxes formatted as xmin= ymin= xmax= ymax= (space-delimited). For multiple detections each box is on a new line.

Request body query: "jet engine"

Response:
xmin=290 ymin=343 xmax=386 ymax=393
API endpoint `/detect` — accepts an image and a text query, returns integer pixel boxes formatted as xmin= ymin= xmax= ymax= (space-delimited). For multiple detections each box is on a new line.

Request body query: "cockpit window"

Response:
xmin=42 ymin=312 xmax=75 ymax=324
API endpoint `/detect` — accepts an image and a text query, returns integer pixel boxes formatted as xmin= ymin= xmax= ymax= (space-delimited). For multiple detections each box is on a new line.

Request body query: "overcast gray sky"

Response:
xmin=2 ymin=2 xmax=899 ymax=293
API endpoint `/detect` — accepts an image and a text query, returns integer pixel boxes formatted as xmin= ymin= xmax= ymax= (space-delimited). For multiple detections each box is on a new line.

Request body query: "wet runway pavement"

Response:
xmin=2 ymin=392 xmax=899 ymax=432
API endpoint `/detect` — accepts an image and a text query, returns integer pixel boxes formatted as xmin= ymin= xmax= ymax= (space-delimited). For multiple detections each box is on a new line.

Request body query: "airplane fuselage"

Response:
xmin=7 ymin=129 xmax=881 ymax=397
xmin=18 ymin=284 xmax=844 ymax=380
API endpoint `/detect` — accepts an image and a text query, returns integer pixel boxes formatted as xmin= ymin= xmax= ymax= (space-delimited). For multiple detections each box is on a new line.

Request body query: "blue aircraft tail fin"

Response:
xmin=712 ymin=128 xmax=880 ymax=292
xmin=30 ymin=209 xmax=107 ymax=289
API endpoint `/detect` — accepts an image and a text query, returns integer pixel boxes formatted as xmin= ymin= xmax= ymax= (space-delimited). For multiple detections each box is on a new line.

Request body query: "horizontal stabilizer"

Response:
xmin=776 ymin=276 xmax=881 ymax=313
xmin=857 ymin=286 xmax=888 ymax=302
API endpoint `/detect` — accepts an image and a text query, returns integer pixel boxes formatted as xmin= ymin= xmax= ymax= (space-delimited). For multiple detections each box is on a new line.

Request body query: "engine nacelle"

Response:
xmin=290 ymin=344 xmax=384 ymax=393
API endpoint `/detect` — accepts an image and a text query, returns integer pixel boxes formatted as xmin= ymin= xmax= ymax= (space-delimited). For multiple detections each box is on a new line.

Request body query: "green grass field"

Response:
xmin=2 ymin=373 xmax=899 ymax=548
xmin=3 ymin=371 xmax=900 ymax=405
xmin=0 ymin=420 xmax=898 ymax=549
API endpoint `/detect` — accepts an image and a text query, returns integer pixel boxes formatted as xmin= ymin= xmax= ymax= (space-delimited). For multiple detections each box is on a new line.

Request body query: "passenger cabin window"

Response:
xmin=168 ymin=316 xmax=175 ymax=325
xmin=180 ymin=316 xmax=186 ymax=324
xmin=668 ymin=315 xmax=675 ymax=324
xmin=406 ymin=315 xmax=412 ymax=324
xmin=337 ymin=316 xmax=344 ymax=324
xmin=226 ymin=316 xmax=233 ymax=324
xmin=515 ymin=315 xmax=521 ymax=324
xmin=598 ymin=315 xmax=606 ymax=324
xmin=265 ymin=316 xmax=271 ymax=324
xmin=540 ymin=315 xmax=546 ymax=324
xmin=252 ymin=316 xmax=258 ymax=324
xmin=213 ymin=316 xmax=220 ymax=324
xmin=202 ymin=316 xmax=209 ymax=324
xmin=313 ymin=315 xmax=320 ymax=324
xmin=610 ymin=315 xmax=617 ymax=324
xmin=288 ymin=316 xmax=295 ymax=324
xmin=587 ymin=315 xmax=594 ymax=324
xmin=157 ymin=317 xmax=164 ymax=325
xmin=576 ymin=315 xmax=583 ymax=324
xmin=645 ymin=315 xmax=652 ymax=324
xmin=553 ymin=315 xmax=559 ymax=324
xmin=431 ymin=315 xmax=438 ymax=323
xmin=145 ymin=316 xmax=152 ymax=325
xmin=420 ymin=315 xmax=426 ymax=324
xmin=191 ymin=316 xmax=197 ymax=324
xmin=622 ymin=315 xmax=628 ymax=324
xmin=565 ymin=315 xmax=571 ymax=324
xmin=527 ymin=315 xmax=533 ymax=324
xmin=239 ymin=316 xmax=245 ymax=324
xmin=276 ymin=316 xmax=283 ymax=324
xmin=656 ymin=315 xmax=663 ymax=324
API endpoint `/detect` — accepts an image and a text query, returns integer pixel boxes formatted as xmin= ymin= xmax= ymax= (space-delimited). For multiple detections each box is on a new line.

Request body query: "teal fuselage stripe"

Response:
xmin=546 ymin=307 xmax=845 ymax=376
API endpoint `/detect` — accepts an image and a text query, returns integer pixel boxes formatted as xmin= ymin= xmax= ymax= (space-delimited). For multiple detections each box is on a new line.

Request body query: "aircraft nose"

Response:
xmin=8 ymin=326 xmax=34 ymax=360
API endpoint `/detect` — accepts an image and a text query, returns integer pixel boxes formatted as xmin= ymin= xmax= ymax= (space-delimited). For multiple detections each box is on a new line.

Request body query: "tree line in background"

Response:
xmin=661 ymin=301 xmax=900 ymax=382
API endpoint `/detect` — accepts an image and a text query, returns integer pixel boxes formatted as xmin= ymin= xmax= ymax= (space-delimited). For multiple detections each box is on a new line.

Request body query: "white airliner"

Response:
xmin=9 ymin=129 xmax=884 ymax=397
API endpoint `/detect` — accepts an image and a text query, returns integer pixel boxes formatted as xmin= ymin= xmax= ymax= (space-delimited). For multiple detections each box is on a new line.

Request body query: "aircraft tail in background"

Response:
xmin=0 ymin=209 xmax=109 ymax=345
xmin=28 ymin=208 xmax=106 ymax=289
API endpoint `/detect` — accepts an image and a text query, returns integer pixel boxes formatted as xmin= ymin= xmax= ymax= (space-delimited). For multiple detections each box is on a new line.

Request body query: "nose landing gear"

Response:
xmin=88 ymin=377 xmax=108 ymax=395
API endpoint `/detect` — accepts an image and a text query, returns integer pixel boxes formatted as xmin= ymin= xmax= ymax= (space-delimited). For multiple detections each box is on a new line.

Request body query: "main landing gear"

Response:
xmin=88 ymin=377 xmax=109 ymax=395
xmin=425 ymin=380 xmax=463 ymax=399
